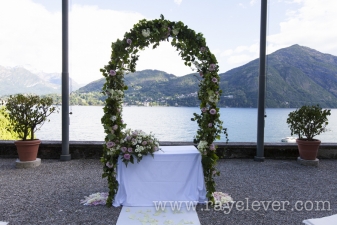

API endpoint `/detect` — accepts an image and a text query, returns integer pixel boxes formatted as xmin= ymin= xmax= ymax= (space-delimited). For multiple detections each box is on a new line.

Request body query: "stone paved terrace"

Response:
xmin=0 ymin=158 xmax=336 ymax=225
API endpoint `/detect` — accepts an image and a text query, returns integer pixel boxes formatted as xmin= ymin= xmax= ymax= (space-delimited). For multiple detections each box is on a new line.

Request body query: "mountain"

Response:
xmin=75 ymin=69 xmax=201 ymax=106
xmin=74 ymin=45 xmax=337 ymax=107
xmin=3 ymin=45 xmax=337 ymax=107
xmin=220 ymin=44 xmax=337 ymax=107
xmin=0 ymin=66 xmax=82 ymax=96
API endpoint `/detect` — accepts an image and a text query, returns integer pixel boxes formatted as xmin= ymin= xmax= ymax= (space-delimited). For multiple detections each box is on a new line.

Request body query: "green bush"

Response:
xmin=4 ymin=94 xmax=56 ymax=141
xmin=287 ymin=104 xmax=331 ymax=140
xmin=0 ymin=106 xmax=20 ymax=140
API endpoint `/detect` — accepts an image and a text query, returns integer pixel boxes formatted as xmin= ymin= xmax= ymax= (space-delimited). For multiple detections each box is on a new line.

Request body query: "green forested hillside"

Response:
xmin=43 ymin=45 xmax=337 ymax=108
xmin=221 ymin=44 xmax=337 ymax=107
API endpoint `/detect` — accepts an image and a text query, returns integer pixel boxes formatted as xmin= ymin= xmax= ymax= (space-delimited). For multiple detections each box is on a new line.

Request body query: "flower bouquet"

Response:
xmin=80 ymin=192 xmax=108 ymax=206
xmin=212 ymin=192 xmax=233 ymax=208
xmin=106 ymin=129 xmax=160 ymax=167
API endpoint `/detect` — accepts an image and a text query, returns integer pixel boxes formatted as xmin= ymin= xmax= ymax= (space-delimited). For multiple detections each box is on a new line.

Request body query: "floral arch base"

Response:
xmin=100 ymin=15 xmax=228 ymax=206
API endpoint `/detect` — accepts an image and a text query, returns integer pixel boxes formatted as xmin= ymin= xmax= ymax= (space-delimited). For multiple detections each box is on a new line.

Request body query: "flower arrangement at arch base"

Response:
xmin=105 ymin=129 xmax=160 ymax=167
xmin=101 ymin=128 xmax=160 ymax=206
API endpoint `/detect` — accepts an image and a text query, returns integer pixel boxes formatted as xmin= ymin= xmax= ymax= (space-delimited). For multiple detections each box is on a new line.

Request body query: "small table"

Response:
xmin=113 ymin=146 xmax=207 ymax=207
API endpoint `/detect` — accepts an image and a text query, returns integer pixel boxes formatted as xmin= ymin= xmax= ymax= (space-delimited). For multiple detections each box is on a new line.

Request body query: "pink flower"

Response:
xmin=109 ymin=70 xmax=116 ymax=76
xmin=208 ymin=123 xmax=213 ymax=127
xmin=199 ymin=71 xmax=203 ymax=77
xmin=200 ymin=47 xmax=206 ymax=52
xmin=210 ymin=144 xmax=216 ymax=151
xmin=106 ymin=141 xmax=115 ymax=148
xmin=201 ymin=107 xmax=207 ymax=113
xmin=212 ymin=77 xmax=218 ymax=83
xmin=126 ymin=136 xmax=132 ymax=141
xmin=124 ymin=154 xmax=130 ymax=160
xmin=126 ymin=38 xmax=132 ymax=44
xmin=209 ymin=64 xmax=216 ymax=71
xmin=127 ymin=147 xmax=133 ymax=153
xmin=142 ymin=141 xmax=147 ymax=146
xmin=112 ymin=125 xmax=118 ymax=130
xmin=121 ymin=147 xmax=127 ymax=153
xmin=106 ymin=162 xmax=113 ymax=168
xmin=209 ymin=108 xmax=216 ymax=115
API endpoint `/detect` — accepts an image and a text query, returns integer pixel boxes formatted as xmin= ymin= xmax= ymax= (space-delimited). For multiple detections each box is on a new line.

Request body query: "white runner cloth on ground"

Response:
xmin=116 ymin=206 xmax=201 ymax=225
xmin=303 ymin=214 xmax=337 ymax=225
xmin=113 ymin=146 xmax=207 ymax=207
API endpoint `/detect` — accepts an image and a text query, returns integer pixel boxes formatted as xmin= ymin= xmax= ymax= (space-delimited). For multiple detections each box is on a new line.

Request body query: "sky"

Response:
xmin=1 ymin=0 xmax=337 ymax=85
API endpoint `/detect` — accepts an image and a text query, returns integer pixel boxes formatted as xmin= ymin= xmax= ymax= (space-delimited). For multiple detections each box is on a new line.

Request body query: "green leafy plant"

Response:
xmin=100 ymin=15 xmax=228 ymax=206
xmin=286 ymin=105 xmax=331 ymax=141
xmin=0 ymin=106 xmax=20 ymax=140
xmin=3 ymin=94 xmax=57 ymax=141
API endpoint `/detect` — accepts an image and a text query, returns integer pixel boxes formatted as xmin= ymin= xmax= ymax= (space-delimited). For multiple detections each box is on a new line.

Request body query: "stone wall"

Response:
xmin=1 ymin=140 xmax=337 ymax=159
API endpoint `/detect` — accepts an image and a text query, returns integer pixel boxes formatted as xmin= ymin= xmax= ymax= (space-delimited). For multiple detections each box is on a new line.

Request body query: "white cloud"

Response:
xmin=227 ymin=54 xmax=255 ymax=65
xmin=268 ymin=0 xmax=337 ymax=55
xmin=216 ymin=0 xmax=337 ymax=72
xmin=234 ymin=46 xmax=249 ymax=53
xmin=2 ymin=0 xmax=337 ymax=84
xmin=0 ymin=0 xmax=62 ymax=73
xmin=250 ymin=0 xmax=257 ymax=6
xmin=0 ymin=0 xmax=193 ymax=85
xmin=68 ymin=4 xmax=144 ymax=84
xmin=174 ymin=0 xmax=182 ymax=6
xmin=0 ymin=0 xmax=147 ymax=84
xmin=135 ymin=41 xmax=194 ymax=76
xmin=221 ymin=49 xmax=234 ymax=57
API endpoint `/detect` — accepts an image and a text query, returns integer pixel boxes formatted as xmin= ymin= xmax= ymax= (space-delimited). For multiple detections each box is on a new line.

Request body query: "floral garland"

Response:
xmin=100 ymin=15 xmax=228 ymax=206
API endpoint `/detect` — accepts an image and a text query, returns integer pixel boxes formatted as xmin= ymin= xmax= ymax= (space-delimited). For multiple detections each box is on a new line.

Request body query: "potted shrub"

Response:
xmin=286 ymin=105 xmax=331 ymax=160
xmin=3 ymin=94 xmax=57 ymax=161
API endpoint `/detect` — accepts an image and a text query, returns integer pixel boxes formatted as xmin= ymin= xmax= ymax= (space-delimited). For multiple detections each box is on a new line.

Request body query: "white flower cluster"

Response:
xmin=110 ymin=115 xmax=117 ymax=121
xmin=142 ymin=28 xmax=151 ymax=37
xmin=107 ymin=145 xmax=120 ymax=155
xmin=80 ymin=192 xmax=108 ymax=206
xmin=172 ymin=28 xmax=179 ymax=36
xmin=107 ymin=89 xmax=124 ymax=100
xmin=122 ymin=129 xmax=160 ymax=160
xmin=197 ymin=140 xmax=208 ymax=153
xmin=135 ymin=145 xmax=145 ymax=152
xmin=212 ymin=192 xmax=233 ymax=206
xmin=208 ymin=93 xmax=219 ymax=103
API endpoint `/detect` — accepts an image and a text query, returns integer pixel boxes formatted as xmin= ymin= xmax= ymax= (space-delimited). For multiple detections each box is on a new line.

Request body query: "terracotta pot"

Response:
xmin=296 ymin=139 xmax=321 ymax=160
xmin=14 ymin=139 xmax=41 ymax=161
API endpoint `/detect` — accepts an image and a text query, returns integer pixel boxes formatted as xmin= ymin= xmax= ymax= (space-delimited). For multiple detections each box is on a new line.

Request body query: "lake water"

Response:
xmin=35 ymin=106 xmax=337 ymax=143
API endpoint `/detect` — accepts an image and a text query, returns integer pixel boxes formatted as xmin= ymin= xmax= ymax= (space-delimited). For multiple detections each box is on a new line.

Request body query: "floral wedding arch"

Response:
xmin=100 ymin=15 xmax=228 ymax=206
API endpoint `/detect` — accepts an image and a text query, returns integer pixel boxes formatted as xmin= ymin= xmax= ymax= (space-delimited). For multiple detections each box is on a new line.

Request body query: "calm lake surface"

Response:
xmin=36 ymin=106 xmax=337 ymax=142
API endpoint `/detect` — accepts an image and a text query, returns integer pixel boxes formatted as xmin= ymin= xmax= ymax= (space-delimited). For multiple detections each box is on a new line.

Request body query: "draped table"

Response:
xmin=113 ymin=145 xmax=207 ymax=207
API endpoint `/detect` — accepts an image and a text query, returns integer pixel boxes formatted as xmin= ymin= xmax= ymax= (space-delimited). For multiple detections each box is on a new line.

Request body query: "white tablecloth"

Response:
xmin=113 ymin=146 xmax=207 ymax=207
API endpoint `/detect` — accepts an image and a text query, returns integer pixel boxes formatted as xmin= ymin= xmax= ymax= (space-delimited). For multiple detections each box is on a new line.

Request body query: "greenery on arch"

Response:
xmin=100 ymin=15 xmax=228 ymax=206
